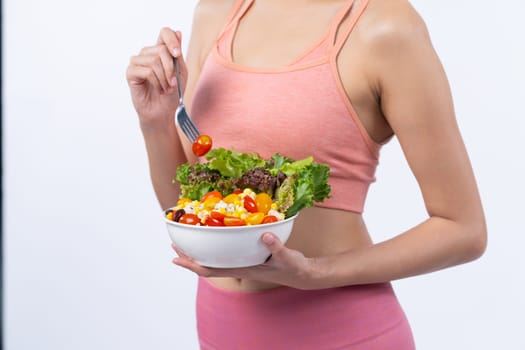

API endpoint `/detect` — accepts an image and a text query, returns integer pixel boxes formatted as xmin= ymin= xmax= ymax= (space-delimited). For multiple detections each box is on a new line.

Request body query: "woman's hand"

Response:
xmin=127 ymin=28 xmax=191 ymax=209
xmin=126 ymin=27 xmax=188 ymax=129
xmin=172 ymin=233 xmax=320 ymax=290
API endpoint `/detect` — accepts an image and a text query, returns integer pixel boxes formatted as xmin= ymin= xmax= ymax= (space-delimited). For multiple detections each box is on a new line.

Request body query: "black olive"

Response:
xmin=173 ymin=209 xmax=186 ymax=222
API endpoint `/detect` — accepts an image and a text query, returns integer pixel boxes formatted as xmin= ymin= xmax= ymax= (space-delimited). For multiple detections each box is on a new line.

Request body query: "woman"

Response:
xmin=127 ymin=0 xmax=487 ymax=348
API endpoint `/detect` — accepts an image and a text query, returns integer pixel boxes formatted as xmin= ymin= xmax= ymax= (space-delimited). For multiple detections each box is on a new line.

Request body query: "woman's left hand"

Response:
xmin=172 ymin=232 xmax=319 ymax=290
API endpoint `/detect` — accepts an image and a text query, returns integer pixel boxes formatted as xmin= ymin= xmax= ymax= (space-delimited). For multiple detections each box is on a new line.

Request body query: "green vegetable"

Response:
xmin=206 ymin=148 xmax=265 ymax=178
xmin=174 ymin=147 xmax=331 ymax=217
xmin=310 ymin=163 xmax=331 ymax=202
xmin=272 ymin=156 xmax=313 ymax=177
xmin=283 ymin=171 xmax=313 ymax=218
xmin=275 ymin=176 xmax=295 ymax=213
xmin=175 ymin=162 xmax=230 ymax=199
xmin=180 ymin=182 xmax=215 ymax=201
xmin=174 ymin=163 xmax=193 ymax=185
xmin=267 ymin=153 xmax=293 ymax=170
xmin=276 ymin=163 xmax=331 ymax=218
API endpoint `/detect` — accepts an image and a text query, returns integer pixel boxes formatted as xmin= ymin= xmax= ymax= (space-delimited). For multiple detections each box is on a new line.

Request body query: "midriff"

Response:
xmin=208 ymin=206 xmax=373 ymax=291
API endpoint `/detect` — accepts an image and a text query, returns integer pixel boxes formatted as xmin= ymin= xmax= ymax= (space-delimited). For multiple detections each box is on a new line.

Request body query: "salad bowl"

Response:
xmin=165 ymin=212 xmax=298 ymax=268
xmin=165 ymin=147 xmax=331 ymax=268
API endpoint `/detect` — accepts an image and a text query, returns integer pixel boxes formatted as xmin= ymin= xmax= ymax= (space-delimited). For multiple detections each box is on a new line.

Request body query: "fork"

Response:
xmin=174 ymin=57 xmax=200 ymax=143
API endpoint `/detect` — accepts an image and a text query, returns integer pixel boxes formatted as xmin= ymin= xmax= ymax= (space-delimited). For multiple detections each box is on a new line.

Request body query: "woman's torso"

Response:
xmin=186 ymin=0 xmax=395 ymax=291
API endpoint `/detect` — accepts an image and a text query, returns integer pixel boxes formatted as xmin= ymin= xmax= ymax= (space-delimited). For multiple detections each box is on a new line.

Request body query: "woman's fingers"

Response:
xmin=171 ymin=243 xmax=190 ymax=259
xmin=139 ymin=44 xmax=179 ymax=87
xmin=126 ymin=27 xmax=186 ymax=125
xmin=157 ymin=28 xmax=188 ymax=90
xmin=136 ymin=42 xmax=177 ymax=89
xmin=126 ymin=63 xmax=162 ymax=95
xmin=129 ymin=55 xmax=167 ymax=93
xmin=157 ymin=28 xmax=184 ymax=79
xmin=127 ymin=26 xmax=184 ymax=96
xmin=157 ymin=27 xmax=181 ymax=55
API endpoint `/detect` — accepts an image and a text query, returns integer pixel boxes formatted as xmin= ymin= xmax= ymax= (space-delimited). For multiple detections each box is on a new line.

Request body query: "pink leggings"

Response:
xmin=196 ymin=277 xmax=415 ymax=349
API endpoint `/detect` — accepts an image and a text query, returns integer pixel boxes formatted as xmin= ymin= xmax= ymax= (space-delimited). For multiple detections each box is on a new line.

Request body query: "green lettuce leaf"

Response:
xmin=276 ymin=162 xmax=331 ymax=218
xmin=205 ymin=148 xmax=265 ymax=178
xmin=310 ymin=163 xmax=331 ymax=202
xmin=267 ymin=153 xmax=293 ymax=170
xmin=275 ymin=175 xmax=296 ymax=213
xmin=180 ymin=182 xmax=215 ymax=201
xmin=174 ymin=163 xmax=193 ymax=185
xmin=174 ymin=148 xmax=331 ymax=216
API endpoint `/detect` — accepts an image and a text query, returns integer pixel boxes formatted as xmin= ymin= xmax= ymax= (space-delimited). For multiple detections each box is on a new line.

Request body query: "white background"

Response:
xmin=3 ymin=0 xmax=524 ymax=349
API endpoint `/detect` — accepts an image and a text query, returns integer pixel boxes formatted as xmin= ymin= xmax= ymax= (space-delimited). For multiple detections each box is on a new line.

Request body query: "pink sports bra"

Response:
xmin=191 ymin=0 xmax=382 ymax=213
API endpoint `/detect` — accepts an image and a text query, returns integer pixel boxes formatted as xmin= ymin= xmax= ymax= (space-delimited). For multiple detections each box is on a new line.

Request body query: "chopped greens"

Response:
xmin=175 ymin=148 xmax=331 ymax=218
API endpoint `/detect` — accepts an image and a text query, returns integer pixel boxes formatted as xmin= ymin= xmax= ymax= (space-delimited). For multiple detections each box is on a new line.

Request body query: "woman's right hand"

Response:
xmin=126 ymin=27 xmax=188 ymax=129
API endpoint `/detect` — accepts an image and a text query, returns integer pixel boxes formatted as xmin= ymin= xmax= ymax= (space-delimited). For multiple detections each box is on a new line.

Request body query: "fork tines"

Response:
xmin=177 ymin=110 xmax=200 ymax=143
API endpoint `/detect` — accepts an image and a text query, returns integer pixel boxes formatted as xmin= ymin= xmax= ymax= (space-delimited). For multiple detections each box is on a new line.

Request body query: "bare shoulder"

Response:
xmin=189 ymin=0 xmax=238 ymax=64
xmin=358 ymin=0 xmax=432 ymax=52
xmin=194 ymin=0 xmax=238 ymax=21
xmin=349 ymin=0 xmax=444 ymax=96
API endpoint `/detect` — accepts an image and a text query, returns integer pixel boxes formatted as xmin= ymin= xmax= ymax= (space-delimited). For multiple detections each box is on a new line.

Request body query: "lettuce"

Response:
xmin=310 ymin=163 xmax=331 ymax=202
xmin=174 ymin=163 xmax=193 ymax=185
xmin=276 ymin=163 xmax=331 ymax=218
xmin=275 ymin=176 xmax=295 ymax=213
xmin=205 ymin=148 xmax=265 ymax=178
xmin=174 ymin=148 xmax=331 ymax=217
xmin=180 ymin=182 xmax=215 ymax=201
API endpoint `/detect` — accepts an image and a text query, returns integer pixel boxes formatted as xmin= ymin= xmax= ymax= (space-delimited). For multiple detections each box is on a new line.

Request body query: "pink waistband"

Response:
xmin=196 ymin=277 xmax=415 ymax=350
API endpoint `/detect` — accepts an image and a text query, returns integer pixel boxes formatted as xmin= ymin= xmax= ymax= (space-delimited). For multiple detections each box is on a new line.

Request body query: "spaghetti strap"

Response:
xmin=332 ymin=0 xmax=370 ymax=53
xmin=327 ymin=0 xmax=356 ymax=46
xmin=216 ymin=0 xmax=253 ymax=39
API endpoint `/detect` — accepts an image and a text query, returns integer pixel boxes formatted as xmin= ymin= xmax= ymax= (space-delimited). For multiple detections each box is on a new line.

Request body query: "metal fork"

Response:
xmin=174 ymin=57 xmax=200 ymax=143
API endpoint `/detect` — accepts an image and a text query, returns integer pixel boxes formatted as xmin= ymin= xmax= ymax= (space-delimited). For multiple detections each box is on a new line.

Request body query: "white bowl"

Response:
xmin=165 ymin=213 xmax=298 ymax=268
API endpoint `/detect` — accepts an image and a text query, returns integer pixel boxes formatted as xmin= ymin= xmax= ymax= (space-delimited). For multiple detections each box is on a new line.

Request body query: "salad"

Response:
xmin=166 ymin=148 xmax=331 ymax=226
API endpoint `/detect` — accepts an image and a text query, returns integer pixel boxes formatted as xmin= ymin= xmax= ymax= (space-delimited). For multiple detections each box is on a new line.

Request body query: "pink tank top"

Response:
xmin=191 ymin=0 xmax=381 ymax=213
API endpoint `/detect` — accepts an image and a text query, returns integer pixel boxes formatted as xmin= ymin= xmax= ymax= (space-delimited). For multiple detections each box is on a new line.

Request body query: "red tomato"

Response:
xmin=192 ymin=135 xmax=213 ymax=157
xmin=243 ymin=196 xmax=258 ymax=213
xmin=232 ymin=189 xmax=243 ymax=194
xmin=178 ymin=213 xmax=200 ymax=225
xmin=210 ymin=211 xmax=226 ymax=221
xmin=262 ymin=215 xmax=279 ymax=224
xmin=201 ymin=190 xmax=222 ymax=202
xmin=224 ymin=217 xmax=246 ymax=226
xmin=204 ymin=217 xmax=224 ymax=226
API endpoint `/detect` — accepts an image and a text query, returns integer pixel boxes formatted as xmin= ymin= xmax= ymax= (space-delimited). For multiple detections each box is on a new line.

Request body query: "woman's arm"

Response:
xmin=311 ymin=3 xmax=487 ymax=287
xmin=127 ymin=1 xmax=233 ymax=210
xmin=126 ymin=26 xmax=189 ymax=210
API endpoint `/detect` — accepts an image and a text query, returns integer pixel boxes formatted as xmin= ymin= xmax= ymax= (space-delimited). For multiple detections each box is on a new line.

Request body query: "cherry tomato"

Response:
xmin=201 ymin=190 xmax=222 ymax=202
xmin=204 ymin=217 xmax=224 ymax=226
xmin=245 ymin=212 xmax=264 ymax=225
xmin=255 ymin=193 xmax=272 ymax=215
xmin=178 ymin=213 xmax=200 ymax=225
xmin=262 ymin=215 xmax=279 ymax=224
xmin=232 ymin=189 xmax=243 ymax=194
xmin=224 ymin=217 xmax=246 ymax=226
xmin=211 ymin=211 xmax=226 ymax=222
xmin=192 ymin=135 xmax=213 ymax=157
xmin=243 ymin=196 xmax=258 ymax=213
xmin=200 ymin=191 xmax=222 ymax=210
xmin=203 ymin=198 xmax=220 ymax=210
xmin=223 ymin=193 xmax=240 ymax=204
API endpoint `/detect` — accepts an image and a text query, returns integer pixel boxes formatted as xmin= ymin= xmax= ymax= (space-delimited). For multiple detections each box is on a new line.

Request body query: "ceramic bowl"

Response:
xmin=165 ymin=212 xmax=297 ymax=268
